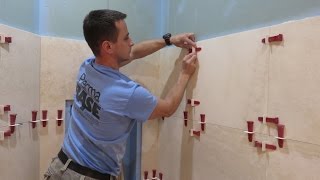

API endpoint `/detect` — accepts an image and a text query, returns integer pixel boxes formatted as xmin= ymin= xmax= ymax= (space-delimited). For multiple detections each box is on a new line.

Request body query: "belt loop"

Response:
xmin=60 ymin=158 xmax=72 ymax=172
xmin=80 ymin=175 xmax=85 ymax=180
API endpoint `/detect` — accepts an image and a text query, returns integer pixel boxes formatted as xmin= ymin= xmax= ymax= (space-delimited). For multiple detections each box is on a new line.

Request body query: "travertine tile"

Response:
xmin=192 ymin=124 xmax=269 ymax=180
xmin=0 ymin=24 xmax=40 ymax=180
xmin=267 ymin=140 xmax=320 ymax=180
xmin=268 ymin=16 xmax=320 ymax=145
xmin=158 ymin=117 xmax=268 ymax=180
xmin=158 ymin=28 xmax=272 ymax=136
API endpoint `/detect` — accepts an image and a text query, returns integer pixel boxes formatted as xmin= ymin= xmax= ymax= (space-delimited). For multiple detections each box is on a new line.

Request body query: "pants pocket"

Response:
xmin=43 ymin=170 xmax=52 ymax=180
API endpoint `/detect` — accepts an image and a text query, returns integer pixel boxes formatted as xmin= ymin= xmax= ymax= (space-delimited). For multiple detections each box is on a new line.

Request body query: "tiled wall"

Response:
xmin=156 ymin=16 xmax=320 ymax=180
xmin=1 ymin=14 xmax=320 ymax=180
xmin=0 ymin=24 xmax=40 ymax=180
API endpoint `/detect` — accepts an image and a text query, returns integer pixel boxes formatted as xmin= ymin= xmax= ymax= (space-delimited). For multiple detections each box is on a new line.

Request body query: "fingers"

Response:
xmin=184 ymin=52 xmax=197 ymax=64
xmin=184 ymin=38 xmax=197 ymax=48
xmin=187 ymin=33 xmax=196 ymax=42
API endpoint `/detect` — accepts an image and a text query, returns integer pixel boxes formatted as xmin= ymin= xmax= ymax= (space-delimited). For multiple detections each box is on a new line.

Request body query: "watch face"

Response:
xmin=164 ymin=33 xmax=171 ymax=39
xmin=163 ymin=33 xmax=172 ymax=45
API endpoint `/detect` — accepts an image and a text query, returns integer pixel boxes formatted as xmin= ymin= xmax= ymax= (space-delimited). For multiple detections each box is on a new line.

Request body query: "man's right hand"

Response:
xmin=182 ymin=52 xmax=198 ymax=76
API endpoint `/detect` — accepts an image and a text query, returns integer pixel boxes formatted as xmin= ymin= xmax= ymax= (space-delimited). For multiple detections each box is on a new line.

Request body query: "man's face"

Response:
xmin=113 ymin=20 xmax=134 ymax=62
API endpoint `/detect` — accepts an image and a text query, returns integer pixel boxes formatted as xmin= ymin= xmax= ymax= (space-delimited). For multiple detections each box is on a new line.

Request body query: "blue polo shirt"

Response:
xmin=62 ymin=58 xmax=157 ymax=176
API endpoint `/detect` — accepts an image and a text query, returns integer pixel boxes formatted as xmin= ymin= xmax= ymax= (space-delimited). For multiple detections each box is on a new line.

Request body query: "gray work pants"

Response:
xmin=44 ymin=157 xmax=123 ymax=180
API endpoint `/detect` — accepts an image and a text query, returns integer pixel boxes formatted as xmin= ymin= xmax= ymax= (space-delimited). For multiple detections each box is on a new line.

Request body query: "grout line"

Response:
xmin=166 ymin=114 xmax=320 ymax=147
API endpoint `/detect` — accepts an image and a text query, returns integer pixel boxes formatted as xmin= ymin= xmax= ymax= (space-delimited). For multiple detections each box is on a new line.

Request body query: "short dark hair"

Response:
xmin=83 ymin=9 xmax=127 ymax=56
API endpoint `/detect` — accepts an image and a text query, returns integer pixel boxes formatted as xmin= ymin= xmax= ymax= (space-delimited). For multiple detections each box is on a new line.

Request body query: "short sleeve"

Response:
xmin=124 ymin=86 xmax=157 ymax=122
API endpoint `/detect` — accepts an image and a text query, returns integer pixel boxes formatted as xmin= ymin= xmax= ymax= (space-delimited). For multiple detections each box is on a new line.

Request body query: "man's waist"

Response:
xmin=58 ymin=149 xmax=113 ymax=180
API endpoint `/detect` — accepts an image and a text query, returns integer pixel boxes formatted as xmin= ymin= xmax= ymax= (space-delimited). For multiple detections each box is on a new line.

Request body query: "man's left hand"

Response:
xmin=170 ymin=33 xmax=197 ymax=49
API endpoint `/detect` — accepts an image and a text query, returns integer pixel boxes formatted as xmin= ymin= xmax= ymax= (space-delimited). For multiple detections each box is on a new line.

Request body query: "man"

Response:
xmin=44 ymin=9 xmax=198 ymax=180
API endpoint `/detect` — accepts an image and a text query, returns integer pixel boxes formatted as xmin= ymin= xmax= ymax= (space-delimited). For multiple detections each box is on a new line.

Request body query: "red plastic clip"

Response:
xmin=200 ymin=114 xmax=206 ymax=131
xmin=31 ymin=111 xmax=38 ymax=128
xmin=187 ymin=99 xmax=200 ymax=106
xmin=159 ymin=173 xmax=163 ymax=180
xmin=42 ymin=110 xmax=48 ymax=127
xmin=262 ymin=34 xmax=283 ymax=44
xmin=57 ymin=110 xmax=63 ymax=126
xmin=258 ymin=116 xmax=279 ymax=124
xmin=195 ymin=47 xmax=202 ymax=52
xmin=152 ymin=169 xmax=156 ymax=179
xmin=9 ymin=114 xmax=17 ymax=133
xmin=144 ymin=171 xmax=148 ymax=180
xmin=190 ymin=129 xmax=201 ymax=137
xmin=276 ymin=124 xmax=285 ymax=148
xmin=4 ymin=105 xmax=10 ymax=112
xmin=4 ymin=129 xmax=11 ymax=137
xmin=254 ymin=141 xmax=277 ymax=150
xmin=183 ymin=111 xmax=188 ymax=127
xmin=5 ymin=37 xmax=12 ymax=43
xmin=244 ymin=121 xmax=254 ymax=142
xmin=188 ymin=47 xmax=202 ymax=53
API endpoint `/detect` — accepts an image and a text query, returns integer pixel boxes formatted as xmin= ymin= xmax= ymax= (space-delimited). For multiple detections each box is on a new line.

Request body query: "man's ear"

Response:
xmin=101 ymin=40 xmax=114 ymax=54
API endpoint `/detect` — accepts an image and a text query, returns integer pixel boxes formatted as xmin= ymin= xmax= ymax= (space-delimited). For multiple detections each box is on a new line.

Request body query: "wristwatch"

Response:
xmin=162 ymin=33 xmax=172 ymax=46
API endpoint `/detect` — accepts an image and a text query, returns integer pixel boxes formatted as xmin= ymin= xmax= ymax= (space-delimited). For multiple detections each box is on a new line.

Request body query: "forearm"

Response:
xmin=164 ymin=73 xmax=190 ymax=116
xmin=130 ymin=39 xmax=166 ymax=60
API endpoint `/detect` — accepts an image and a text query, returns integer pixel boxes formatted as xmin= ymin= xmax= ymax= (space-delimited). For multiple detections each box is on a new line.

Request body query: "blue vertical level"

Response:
xmin=123 ymin=122 xmax=142 ymax=180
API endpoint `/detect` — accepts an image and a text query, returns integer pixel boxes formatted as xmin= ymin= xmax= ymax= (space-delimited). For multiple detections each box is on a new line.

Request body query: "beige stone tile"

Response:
xmin=268 ymin=16 xmax=320 ymax=145
xmin=192 ymin=28 xmax=272 ymax=132
xmin=192 ymin=124 xmax=268 ymax=180
xmin=158 ymin=28 xmax=273 ymax=136
xmin=267 ymin=140 xmax=320 ymax=180
xmin=157 ymin=116 xmax=190 ymax=180
xmin=0 ymin=24 xmax=40 ymax=180
xmin=158 ymin=117 xmax=268 ymax=180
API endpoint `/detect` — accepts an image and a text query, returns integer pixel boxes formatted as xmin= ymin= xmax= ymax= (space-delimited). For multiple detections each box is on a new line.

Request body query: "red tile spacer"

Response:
xmin=254 ymin=141 xmax=262 ymax=148
xmin=200 ymin=114 xmax=206 ymax=131
xmin=144 ymin=171 xmax=148 ymax=180
xmin=4 ymin=105 xmax=11 ymax=112
xmin=195 ymin=47 xmax=202 ymax=52
xmin=9 ymin=114 xmax=17 ymax=133
xmin=189 ymin=47 xmax=202 ymax=53
xmin=254 ymin=141 xmax=277 ymax=150
xmin=57 ymin=110 xmax=63 ymax=126
xmin=190 ymin=129 xmax=201 ymax=137
xmin=266 ymin=143 xmax=277 ymax=150
xmin=31 ymin=111 xmax=38 ymax=128
xmin=159 ymin=173 xmax=163 ymax=180
xmin=42 ymin=110 xmax=48 ymax=127
xmin=5 ymin=37 xmax=12 ymax=43
xmin=266 ymin=117 xmax=279 ymax=124
xmin=277 ymin=124 xmax=285 ymax=148
xmin=4 ymin=129 xmax=11 ymax=137
xmin=183 ymin=111 xmax=188 ymax=119
xmin=258 ymin=116 xmax=279 ymax=124
xmin=183 ymin=111 xmax=188 ymax=127
xmin=262 ymin=34 xmax=283 ymax=44
xmin=187 ymin=99 xmax=200 ymax=106
xmin=152 ymin=169 xmax=156 ymax=178
xmin=268 ymin=34 xmax=283 ymax=43
xmin=246 ymin=121 xmax=254 ymax=142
